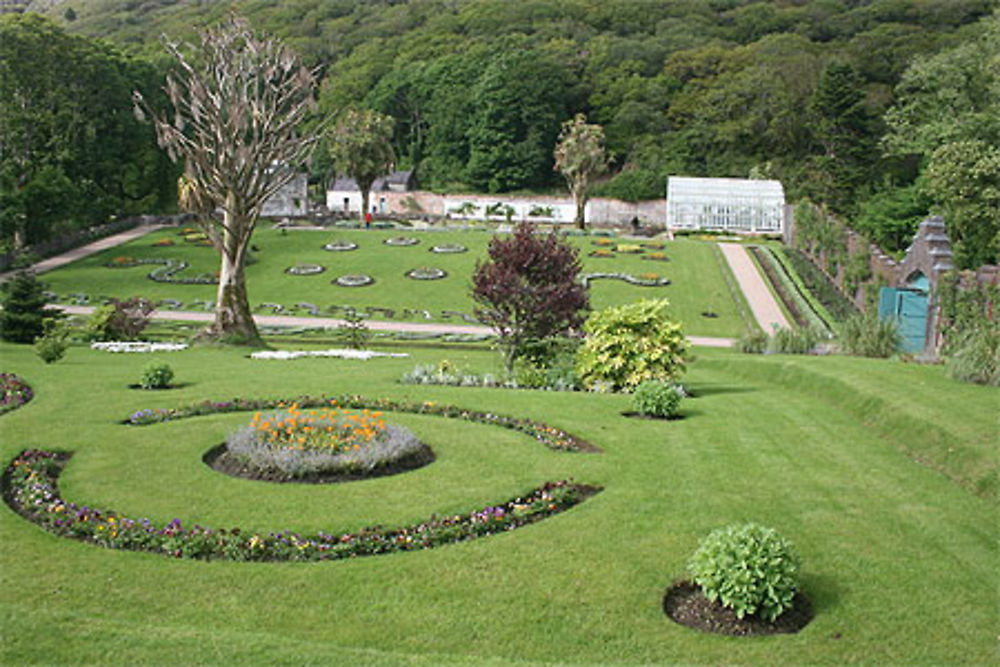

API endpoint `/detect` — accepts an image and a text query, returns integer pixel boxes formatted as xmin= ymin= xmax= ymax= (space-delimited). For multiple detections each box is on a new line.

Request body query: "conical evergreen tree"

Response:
xmin=0 ymin=271 xmax=58 ymax=343
xmin=809 ymin=62 xmax=875 ymax=214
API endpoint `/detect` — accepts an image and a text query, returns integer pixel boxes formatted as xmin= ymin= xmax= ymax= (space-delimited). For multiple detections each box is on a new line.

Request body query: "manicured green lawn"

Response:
xmin=40 ymin=226 xmax=748 ymax=338
xmin=1 ymin=340 xmax=995 ymax=664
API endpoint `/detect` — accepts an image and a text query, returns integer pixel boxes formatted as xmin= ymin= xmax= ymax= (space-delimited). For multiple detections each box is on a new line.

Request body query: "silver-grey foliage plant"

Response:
xmin=226 ymin=420 xmax=424 ymax=477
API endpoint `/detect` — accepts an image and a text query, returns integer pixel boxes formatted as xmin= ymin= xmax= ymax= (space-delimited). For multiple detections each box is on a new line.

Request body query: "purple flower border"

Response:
xmin=3 ymin=449 xmax=600 ymax=562
xmin=0 ymin=373 xmax=33 ymax=416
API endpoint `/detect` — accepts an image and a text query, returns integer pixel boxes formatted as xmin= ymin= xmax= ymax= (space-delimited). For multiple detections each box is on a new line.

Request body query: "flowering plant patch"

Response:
xmin=151 ymin=239 xmax=176 ymax=247
xmin=406 ymin=267 xmax=447 ymax=280
xmin=616 ymin=244 xmax=643 ymax=254
xmin=285 ymin=264 xmax=325 ymax=276
xmin=250 ymin=349 xmax=408 ymax=361
xmin=3 ymin=449 xmax=599 ymax=562
xmin=641 ymin=252 xmax=670 ymax=262
xmin=91 ymin=342 xmax=188 ymax=353
xmin=322 ymin=241 xmax=358 ymax=251
xmin=592 ymin=239 xmax=614 ymax=247
xmin=429 ymin=243 xmax=467 ymax=254
xmin=384 ymin=237 xmax=419 ymax=246
xmin=334 ymin=274 xmax=374 ymax=287
xmin=249 ymin=402 xmax=386 ymax=453
xmin=0 ymin=373 xmax=33 ymax=415
xmin=588 ymin=249 xmax=614 ymax=258
xmin=124 ymin=394 xmax=599 ymax=453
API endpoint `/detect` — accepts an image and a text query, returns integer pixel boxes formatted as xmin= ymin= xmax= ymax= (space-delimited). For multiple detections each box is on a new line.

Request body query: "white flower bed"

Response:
xmin=251 ymin=349 xmax=410 ymax=361
xmin=91 ymin=342 xmax=189 ymax=353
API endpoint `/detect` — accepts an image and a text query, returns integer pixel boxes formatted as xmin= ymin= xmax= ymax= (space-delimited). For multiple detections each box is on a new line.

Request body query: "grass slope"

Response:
xmin=0 ymin=341 xmax=996 ymax=664
xmin=40 ymin=226 xmax=747 ymax=338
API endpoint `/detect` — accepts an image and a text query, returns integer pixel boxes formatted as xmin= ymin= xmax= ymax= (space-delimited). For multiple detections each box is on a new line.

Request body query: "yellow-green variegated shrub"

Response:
xmin=576 ymin=299 xmax=687 ymax=392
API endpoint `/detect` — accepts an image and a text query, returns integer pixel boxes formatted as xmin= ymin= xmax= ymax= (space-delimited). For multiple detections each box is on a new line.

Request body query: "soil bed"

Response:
xmin=620 ymin=411 xmax=684 ymax=421
xmin=203 ymin=442 xmax=436 ymax=484
xmin=663 ymin=581 xmax=813 ymax=636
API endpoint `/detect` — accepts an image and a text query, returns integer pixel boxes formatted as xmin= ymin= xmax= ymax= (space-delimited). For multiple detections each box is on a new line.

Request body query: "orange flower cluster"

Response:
xmin=249 ymin=401 xmax=387 ymax=453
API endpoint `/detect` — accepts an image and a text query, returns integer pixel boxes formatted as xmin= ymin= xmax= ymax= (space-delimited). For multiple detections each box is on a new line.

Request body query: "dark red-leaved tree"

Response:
xmin=472 ymin=222 xmax=590 ymax=372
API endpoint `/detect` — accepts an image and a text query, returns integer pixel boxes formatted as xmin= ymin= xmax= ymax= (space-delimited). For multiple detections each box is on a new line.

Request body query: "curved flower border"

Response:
xmin=0 ymin=373 xmax=33 ymax=416
xmin=334 ymin=274 xmax=374 ymax=287
xmin=106 ymin=257 xmax=217 ymax=285
xmin=285 ymin=264 xmax=326 ymax=276
xmin=124 ymin=394 xmax=600 ymax=453
xmin=580 ymin=272 xmax=671 ymax=288
xmin=2 ymin=449 xmax=600 ymax=563
xmin=406 ymin=267 xmax=448 ymax=280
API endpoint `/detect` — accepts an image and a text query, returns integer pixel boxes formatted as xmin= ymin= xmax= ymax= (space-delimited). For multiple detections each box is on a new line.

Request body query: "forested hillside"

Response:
xmin=4 ymin=0 xmax=999 ymax=266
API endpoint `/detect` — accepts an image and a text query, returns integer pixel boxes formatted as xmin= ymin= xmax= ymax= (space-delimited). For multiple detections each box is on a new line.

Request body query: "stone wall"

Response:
xmin=329 ymin=189 xmax=667 ymax=228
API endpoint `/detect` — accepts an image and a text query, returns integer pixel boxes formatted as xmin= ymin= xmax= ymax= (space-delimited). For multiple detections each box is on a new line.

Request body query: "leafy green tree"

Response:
xmin=0 ymin=14 xmax=172 ymax=250
xmin=465 ymin=46 xmax=571 ymax=192
xmin=327 ymin=109 xmax=395 ymax=222
xmin=853 ymin=183 xmax=932 ymax=254
xmin=576 ymin=299 xmax=688 ymax=393
xmin=134 ymin=14 xmax=321 ymax=344
xmin=472 ymin=222 xmax=589 ymax=374
xmin=924 ymin=140 xmax=1000 ymax=269
xmin=883 ymin=25 xmax=1000 ymax=159
xmin=554 ymin=114 xmax=607 ymax=229
xmin=0 ymin=271 xmax=60 ymax=344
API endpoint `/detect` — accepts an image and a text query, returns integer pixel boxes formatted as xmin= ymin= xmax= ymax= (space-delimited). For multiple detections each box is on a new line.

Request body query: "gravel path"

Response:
xmin=717 ymin=243 xmax=789 ymax=332
xmin=0 ymin=224 xmax=167 ymax=283
xmin=55 ymin=304 xmax=734 ymax=348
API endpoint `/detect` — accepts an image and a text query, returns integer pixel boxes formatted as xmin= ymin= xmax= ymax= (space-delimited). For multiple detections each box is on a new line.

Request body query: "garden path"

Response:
xmin=0 ymin=223 xmax=167 ymax=283
xmin=717 ymin=243 xmax=789 ymax=332
xmin=54 ymin=304 xmax=734 ymax=347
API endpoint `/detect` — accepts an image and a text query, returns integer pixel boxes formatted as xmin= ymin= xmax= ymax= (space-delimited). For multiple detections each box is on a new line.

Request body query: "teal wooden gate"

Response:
xmin=878 ymin=287 xmax=928 ymax=353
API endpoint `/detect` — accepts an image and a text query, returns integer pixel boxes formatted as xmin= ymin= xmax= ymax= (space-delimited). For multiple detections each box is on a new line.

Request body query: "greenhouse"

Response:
xmin=665 ymin=177 xmax=786 ymax=234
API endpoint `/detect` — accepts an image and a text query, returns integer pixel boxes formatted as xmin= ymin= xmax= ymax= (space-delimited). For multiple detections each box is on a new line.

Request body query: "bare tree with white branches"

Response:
xmin=134 ymin=14 xmax=320 ymax=344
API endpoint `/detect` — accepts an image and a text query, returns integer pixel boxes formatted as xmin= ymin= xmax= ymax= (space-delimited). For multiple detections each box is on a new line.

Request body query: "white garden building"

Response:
xmin=665 ymin=176 xmax=785 ymax=234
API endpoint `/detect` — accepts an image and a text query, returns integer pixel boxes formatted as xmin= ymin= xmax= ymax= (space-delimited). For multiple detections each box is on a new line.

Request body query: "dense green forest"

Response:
xmin=2 ymin=0 xmax=998 ymax=267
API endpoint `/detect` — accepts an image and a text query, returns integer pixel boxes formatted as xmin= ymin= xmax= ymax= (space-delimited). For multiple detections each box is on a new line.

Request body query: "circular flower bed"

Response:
xmin=151 ymin=239 xmax=176 ymax=247
xmin=0 ymin=373 xmax=33 ymax=416
xmin=592 ymin=239 xmax=615 ymax=247
xmin=429 ymin=243 xmax=467 ymax=254
xmin=210 ymin=401 xmax=432 ymax=482
xmin=406 ymin=267 xmax=447 ymax=280
xmin=285 ymin=264 xmax=325 ymax=276
xmin=641 ymin=252 xmax=670 ymax=262
xmin=322 ymin=241 xmax=358 ymax=251
xmin=334 ymin=273 xmax=374 ymax=287
xmin=384 ymin=236 xmax=419 ymax=246
xmin=3 ymin=448 xmax=598 ymax=563
xmin=616 ymin=244 xmax=644 ymax=254
xmin=588 ymin=249 xmax=615 ymax=258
